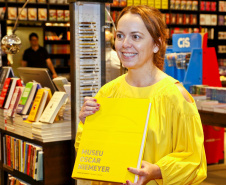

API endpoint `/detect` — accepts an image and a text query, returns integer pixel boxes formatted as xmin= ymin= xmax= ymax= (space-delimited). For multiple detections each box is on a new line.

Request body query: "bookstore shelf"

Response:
xmin=2 ymin=164 xmax=44 ymax=185
xmin=0 ymin=128 xmax=72 ymax=185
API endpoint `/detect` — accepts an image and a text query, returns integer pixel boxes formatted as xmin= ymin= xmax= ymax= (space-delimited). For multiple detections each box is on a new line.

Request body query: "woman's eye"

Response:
xmin=133 ymin=35 xmax=140 ymax=40
xmin=116 ymin=34 xmax=123 ymax=39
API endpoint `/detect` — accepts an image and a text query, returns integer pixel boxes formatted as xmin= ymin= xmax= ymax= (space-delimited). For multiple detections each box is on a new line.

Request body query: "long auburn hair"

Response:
xmin=116 ymin=5 xmax=167 ymax=70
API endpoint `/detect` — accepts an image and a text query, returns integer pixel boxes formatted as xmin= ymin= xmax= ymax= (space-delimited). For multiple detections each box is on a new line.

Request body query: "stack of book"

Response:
xmin=32 ymin=120 xmax=71 ymax=142
xmin=0 ymin=109 xmax=6 ymax=129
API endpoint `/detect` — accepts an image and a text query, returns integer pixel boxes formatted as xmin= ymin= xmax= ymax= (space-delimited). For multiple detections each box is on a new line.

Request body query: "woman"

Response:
xmin=76 ymin=5 xmax=207 ymax=185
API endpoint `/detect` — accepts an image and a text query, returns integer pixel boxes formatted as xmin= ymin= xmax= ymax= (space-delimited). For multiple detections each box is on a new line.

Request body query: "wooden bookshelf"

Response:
xmin=0 ymin=128 xmax=72 ymax=185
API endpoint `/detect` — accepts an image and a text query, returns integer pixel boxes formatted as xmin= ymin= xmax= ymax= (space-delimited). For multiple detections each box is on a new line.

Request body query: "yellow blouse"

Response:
xmin=75 ymin=74 xmax=207 ymax=185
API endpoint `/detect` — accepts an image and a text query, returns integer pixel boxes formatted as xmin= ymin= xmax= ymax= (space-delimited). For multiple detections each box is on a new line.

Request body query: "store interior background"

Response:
xmin=8 ymin=27 xmax=44 ymax=77
xmin=1 ymin=0 xmax=226 ymax=185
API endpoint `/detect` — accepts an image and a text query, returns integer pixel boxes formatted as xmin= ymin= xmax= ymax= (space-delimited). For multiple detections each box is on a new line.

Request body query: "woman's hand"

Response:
xmin=79 ymin=97 xmax=100 ymax=123
xmin=125 ymin=161 xmax=162 ymax=185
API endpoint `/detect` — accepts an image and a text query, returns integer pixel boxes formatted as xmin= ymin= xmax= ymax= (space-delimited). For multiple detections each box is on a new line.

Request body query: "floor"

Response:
xmin=200 ymin=132 xmax=226 ymax=185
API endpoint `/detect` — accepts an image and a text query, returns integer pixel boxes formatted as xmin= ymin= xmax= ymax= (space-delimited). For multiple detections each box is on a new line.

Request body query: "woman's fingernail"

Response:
xmin=126 ymin=181 xmax=129 ymax=184
xmin=97 ymin=104 xmax=100 ymax=106
xmin=93 ymin=99 xmax=97 ymax=102
xmin=92 ymin=111 xmax=95 ymax=113
xmin=96 ymin=107 xmax=99 ymax=110
xmin=127 ymin=168 xmax=130 ymax=170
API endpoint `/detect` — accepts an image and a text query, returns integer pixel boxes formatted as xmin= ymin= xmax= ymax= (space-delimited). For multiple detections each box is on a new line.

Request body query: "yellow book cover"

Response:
xmin=141 ymin=0 xmax=148 ymax=5
xmin=27 ymin=89 xmax=45 ymax=121
xmin=133 ymin=0 xmax=140 ymax=6
xmin=72 ymin=98 xmax=151 ymax=183
xmin=127 ymin=0 xmax=133 ymax=6
xmin=154 ymin=0 xmax=161 ymax=9
xmin=147 ymin=0 xmax=154 ymax=7
xmin=161 ymin=0 xmax=168 ymax=9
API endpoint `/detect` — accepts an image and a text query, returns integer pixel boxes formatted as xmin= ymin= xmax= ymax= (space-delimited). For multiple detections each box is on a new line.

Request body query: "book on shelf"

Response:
xmin=72 ymin=98 xmax=151 ymax=183
xmin=38 ymin=8 xmax=47 ymax=21
xmin=32 ymin=120 xmax=71 ymax=142
xmin=7 ymin=175 xmax=31 ymax=185
xmin=28 ymin=8 xmax=37 ymax=21
xmin=8 ymin=7 xmax=17 ymax=20
xmin=39 ymin=91 xmax=68 ymax=123
xmin=17 ymin=82 xmax=41 ymax=115
xmin=18 ymin=7 xmax=27 ymax=20
xmin=7 ymin=86 xmax=25 ymax=117
xmin=4 ymin=135 xmax=43 ymax=181
xmin=4 ymin=78 xmax=22 ymax=109
xmin=63 ymin=84 xmax=71 ymax=101
xmin=0 ymin=67 xmax=14 ymax=94
xmin=0 ymin=78 xmax=11 ymax=108
xmin=27 ymin=88 xmax=49 ymax=122
xmin=52 ymin=76 xmax=69 ymax=92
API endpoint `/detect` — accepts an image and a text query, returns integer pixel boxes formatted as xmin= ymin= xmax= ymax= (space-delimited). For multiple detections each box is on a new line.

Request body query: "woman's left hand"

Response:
xmin=125 ymin=161 xmax=162 ymax=185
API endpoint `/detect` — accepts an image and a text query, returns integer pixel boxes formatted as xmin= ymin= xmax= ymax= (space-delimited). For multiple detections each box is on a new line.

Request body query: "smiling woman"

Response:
xmin=76 ymin=5 xmax=207 ymax=185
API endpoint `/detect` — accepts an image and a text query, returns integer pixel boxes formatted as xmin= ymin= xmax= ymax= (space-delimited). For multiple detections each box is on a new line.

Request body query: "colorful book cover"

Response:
xmin=133 ymin=0 xmax=140 ymax=6
xmin=49 ymin=9 xmax=56 ymax=21
xmin=57 ymin=10 xmax=64 ymax=21
xmin=6 ymin=135 xmax=11 ymax=167
xmin=7 ymin=87 xmax=24 ymax=117
xmin=161 ymin=0 xmax=168 ymax=9
xmin=17 ymin=82 xmax=33 ymax=114
xmin=0 ymin=78 xmax=11 ymax=108
xmin=4 ymin=78 xmax=21 ymax=109
xmin=36 ymin=151 xmax=43 ymax=180
xmin=25 ymin=83 xmax=42 ymax=115
xmin=28 ymin=8 xmax=37 ymax=21
xmin=64 ymin=10 xmax=70 ymax=21
xmin=8 ymin=7 xmax=17 ymax=20
xmin=154 ymin=0 xmax=161 ymax=9
xmin=10 ymin=137 xmax=14 ymax=169
xmin=18 ymin=7 xmax=27 ymax=20
xmin=147 ymin=0 xmax=154 ymax=7
xmin=72 ymin=98 xmax=151 ymax=183
xmin=140 ymin=0 xmax=147 ymax=5
xmin=27 ymin=89 xmax=45 ymax=121
xmin=24 ymin=143 xmax=29 ymax=174
xmin=38 ymin=8 xmax=47 ymax=21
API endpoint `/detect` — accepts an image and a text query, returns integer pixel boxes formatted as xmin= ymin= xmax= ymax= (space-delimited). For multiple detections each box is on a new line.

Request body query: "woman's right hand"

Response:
xmin=79 ymin=97 xmax=100 ymax=123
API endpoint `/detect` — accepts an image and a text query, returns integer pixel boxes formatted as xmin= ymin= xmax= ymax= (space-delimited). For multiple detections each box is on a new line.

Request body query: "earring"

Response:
xmin=153 ymin=47 xmax=158 ymax=53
